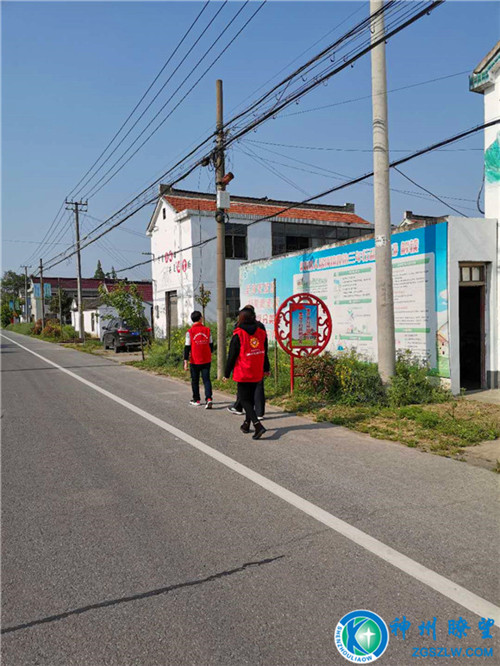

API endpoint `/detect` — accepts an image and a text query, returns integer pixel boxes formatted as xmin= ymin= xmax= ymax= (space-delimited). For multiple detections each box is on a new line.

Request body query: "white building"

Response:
xmin=470 ymin=40 xmax=500 ymax=388
xmin=147 ymin=187 xmax=372 ymax=336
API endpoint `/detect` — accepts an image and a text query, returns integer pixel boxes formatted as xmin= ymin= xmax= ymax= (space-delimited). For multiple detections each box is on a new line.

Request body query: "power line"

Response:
xmin=281 ymin=70 xmax=471 ymax=118
xmin=240 ymin=138 xmax=479 ymax=204
xmin=67 ymin=0 xmax=212 ymax=200
xmin=73 ymin=118 xmax=500 ymax=277
xmin=244 ymin=138 xmax=483 ymax=153
xmin=41 ymin=1 xmax=445 ymax=271
xmin=83 ymin=1 xmax=266 ymax=200
xmin=393 ymin=167 xmax=469 ymax=216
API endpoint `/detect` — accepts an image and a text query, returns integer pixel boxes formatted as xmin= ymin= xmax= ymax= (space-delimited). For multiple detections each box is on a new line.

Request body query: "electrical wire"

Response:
xmin=392 ymin=167 xmax=469 ymax=216
xmin=41 ymin=1 xmax=445 ymax=271
xmin=45 ymin=118 xmax=499 ymax=275
xmin=82 ymin=1 xmax=265 ymax=200
xmin=67 ymin=0 xmax=212 ymax=200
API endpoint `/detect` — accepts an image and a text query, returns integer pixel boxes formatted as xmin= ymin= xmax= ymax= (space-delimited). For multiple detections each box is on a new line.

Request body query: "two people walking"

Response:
xmin=184 ymin=306 xmax=270 ymax=439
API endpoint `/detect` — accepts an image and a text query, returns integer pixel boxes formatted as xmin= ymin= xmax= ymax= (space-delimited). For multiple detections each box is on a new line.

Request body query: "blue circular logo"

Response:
xmin=335 ymin=610 xmax=389 ymax=663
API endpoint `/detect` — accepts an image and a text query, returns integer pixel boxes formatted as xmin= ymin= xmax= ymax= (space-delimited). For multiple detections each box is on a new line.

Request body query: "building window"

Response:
xmin=91 ymin=313 xmax=95 ymax=332
xmin=271 ymin=222 xmax=369 ymax=256
xmin=225 ymin=223 xmax=247 ymax=259
xmin=226 ymin=287 xmax=240 ymax=319
xmin=162 ymin=208 xmax=166 ymax=219
xmin=155 ymin=305 xmax=160 ymax=319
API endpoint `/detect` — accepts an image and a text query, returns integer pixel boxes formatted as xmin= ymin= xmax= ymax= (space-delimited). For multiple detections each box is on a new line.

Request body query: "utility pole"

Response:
xmin=21 ymin=265 xmax=30 ymax=323
xmin=66 ymin=199 xmax=87 ymax=340
xmin=215 ymin=79 xmax=227 ymax=378
xmin=370 ymin=0 xmax=395 ymax=382
xmin=58 ymin=277 xmax=63 ymax=335
xmin=39 ymin=258 xmax=45 ymax=329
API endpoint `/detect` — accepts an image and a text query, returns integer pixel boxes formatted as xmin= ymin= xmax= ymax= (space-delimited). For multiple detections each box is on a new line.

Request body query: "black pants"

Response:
xmin=237 ymin=382 xmax=260 ymax=425
xmin=234 ymin=379 xmax=265 ymax=417
xmin=190 ymin=363 xmax=212 ymax=402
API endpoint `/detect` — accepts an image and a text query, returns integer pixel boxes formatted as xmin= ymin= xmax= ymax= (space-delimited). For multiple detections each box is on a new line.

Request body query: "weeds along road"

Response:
xmin=1 ymin=331 xmax=499 ymax=665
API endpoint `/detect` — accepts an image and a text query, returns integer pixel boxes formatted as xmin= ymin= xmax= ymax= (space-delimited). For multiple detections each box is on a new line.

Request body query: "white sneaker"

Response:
xmin=257 ymin=416 xmax=264 ymax=421
xmin=189 ymin=400 xmax=201 ymax=407
xmin=227 ymin=407 xmax=244 ymax=415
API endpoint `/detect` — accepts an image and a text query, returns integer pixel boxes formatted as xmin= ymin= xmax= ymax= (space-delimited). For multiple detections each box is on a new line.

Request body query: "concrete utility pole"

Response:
xmin=21 ymin=265 xmax=30 ymax=323
xmin=66 ymin=200 xmax=87 ymax=340
xmin=39 ymin=258 xmax=45 ymax=329
xmin=215 ymin=79 xmax=227 ymax=378
xmin=370 ymin=0 xmax=395 ymax=382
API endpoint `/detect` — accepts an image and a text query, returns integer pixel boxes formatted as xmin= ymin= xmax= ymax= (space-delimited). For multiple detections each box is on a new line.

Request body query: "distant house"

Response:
xmin=28 ymin=276 xmax=152 ymax=324
xmin=147 ymin=187 xmax=372 ymax=335
xmin=69 ymin=282 xmax=153 ymax=338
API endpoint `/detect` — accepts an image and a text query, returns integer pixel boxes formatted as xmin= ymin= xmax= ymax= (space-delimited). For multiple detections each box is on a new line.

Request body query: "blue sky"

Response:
xmin=2 ymin=1 xmax=499 ymax=280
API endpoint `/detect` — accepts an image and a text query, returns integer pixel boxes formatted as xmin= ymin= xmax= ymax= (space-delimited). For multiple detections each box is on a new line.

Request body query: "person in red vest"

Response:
xmin=224 ymin=307 xmax=270 ymax=439
xmin=184 ymin=311 xmax=213 ymax=408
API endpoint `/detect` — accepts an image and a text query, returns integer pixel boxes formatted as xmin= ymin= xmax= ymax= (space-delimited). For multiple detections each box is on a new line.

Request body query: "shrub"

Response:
xmin=388 ymin=351 xmax=452 ymax=406
xmin=41 ymin=320 xmax=62 ymax=338
xmin=32 ymin=319 xmax=43 ymax=335
xmin=62 ymin=324 xmax=78 ymax=340
xmin=299 ymin=350 xmax=385 ymax=406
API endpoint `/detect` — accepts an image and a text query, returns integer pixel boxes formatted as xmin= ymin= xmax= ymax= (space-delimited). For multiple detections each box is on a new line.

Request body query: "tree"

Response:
xmin=1 ymin=270 xmax=25 ymax=304
xmin=111 ymin=266 xmax=117 ymax=279
xmin=1 ymin=303 xmax=12 ymax=328
xmin=98 ymin=282 xmax=149 ymax=360
xmin=195 ymin=284 xmax=211 ymax=321
xmin=94 ymin=260 xmax=106 ymax=280
xmin=49 ymin=288 xmax=73 ymax=322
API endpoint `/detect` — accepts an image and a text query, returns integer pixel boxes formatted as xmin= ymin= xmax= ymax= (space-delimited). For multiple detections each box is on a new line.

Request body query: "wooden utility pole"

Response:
xmin=66 ymin=200 xmax=87 ymax=340
xmin=215 ymin=79 xmax=227 ymax=378
xmin=370 ymin=0 xmax=395 ymax=382
xmin=39 ymin=258 xmax=45 ymax=329
xmin=21 ymin=265 xmax=30 ymax=323
xmin=58 ymin=277 xmax=63 ymax=335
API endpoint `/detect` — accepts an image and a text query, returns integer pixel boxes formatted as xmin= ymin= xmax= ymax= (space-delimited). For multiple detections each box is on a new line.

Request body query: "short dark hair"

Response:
xmin=237 ymin=307 xmax=256 ymax=326
xmin=191 ymin=311 xmax=202 ymax=322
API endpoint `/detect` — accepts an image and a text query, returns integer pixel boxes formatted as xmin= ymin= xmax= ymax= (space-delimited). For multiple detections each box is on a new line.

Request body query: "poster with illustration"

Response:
xmin=290 ymin=304 xmax=318 ymax=347
xmin=240 ymin=222 xmax=450 ymax=378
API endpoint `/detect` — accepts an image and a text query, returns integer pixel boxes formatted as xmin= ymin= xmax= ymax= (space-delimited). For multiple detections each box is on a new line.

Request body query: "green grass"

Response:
xmin=5 ymin=322 xmax=34 ymax=335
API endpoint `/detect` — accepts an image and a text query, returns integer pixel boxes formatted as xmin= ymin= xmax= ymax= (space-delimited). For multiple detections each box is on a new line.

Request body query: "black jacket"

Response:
xmin=225 ymin=322 xmax=270 ymax=379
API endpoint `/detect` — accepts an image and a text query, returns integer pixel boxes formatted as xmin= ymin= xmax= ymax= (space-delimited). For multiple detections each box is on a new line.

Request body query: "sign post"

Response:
xmin=274 ymin=293 xmax=332 ymax=392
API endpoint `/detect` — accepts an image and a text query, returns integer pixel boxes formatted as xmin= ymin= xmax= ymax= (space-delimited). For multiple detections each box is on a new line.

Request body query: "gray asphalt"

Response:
xmin=1 ymin=331 xmax=499 ymax=666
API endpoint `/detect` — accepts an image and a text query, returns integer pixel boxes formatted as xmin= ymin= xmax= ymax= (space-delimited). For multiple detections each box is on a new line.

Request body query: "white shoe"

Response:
xmin=189 ymin=400 xmax=201 ymax=407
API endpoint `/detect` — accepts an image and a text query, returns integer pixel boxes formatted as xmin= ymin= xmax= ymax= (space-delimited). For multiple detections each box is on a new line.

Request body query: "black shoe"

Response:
xmin=252 ymin=421 xmax=266 ymax=440
xmin=205 ymin=399 xmax=213 ymax=409
xmin=240 ymin=420 xmax=250 ymax=434
xmin=228 ymin=406 xmax=244 ymax=415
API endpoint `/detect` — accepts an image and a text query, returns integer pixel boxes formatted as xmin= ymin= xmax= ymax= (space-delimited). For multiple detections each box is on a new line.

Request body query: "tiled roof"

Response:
xmin=163 ymin=194 xmax=370 ymax=226
xmin=106 ymin=282 xmax=153 ymax=303
xmin=31 ymin=277 xmax=152 ymax=295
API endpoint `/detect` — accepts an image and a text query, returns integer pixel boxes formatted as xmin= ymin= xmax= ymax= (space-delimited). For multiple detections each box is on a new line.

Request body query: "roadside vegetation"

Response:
xmin=131 ymin=328 xmax=500 ymax=460
xmin=6 ymin=319 xmax=499 ymax=462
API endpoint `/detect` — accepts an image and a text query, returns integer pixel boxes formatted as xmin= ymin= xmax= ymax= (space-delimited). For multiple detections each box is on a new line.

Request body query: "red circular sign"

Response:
xmin=274 ymin=293 xmax=332 ymax=358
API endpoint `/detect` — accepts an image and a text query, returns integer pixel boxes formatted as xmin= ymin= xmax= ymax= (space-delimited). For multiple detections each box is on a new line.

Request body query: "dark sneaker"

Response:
xmin=189 ymin=400 xmax=201 ymax=407
xmin=252 ymin=422 xmax=266 ymax=440
xmin=227 ymin=407 xmax=244 ymax=415
xmin=240 ymin=421 xmax=251 ymax=434
xmin=205 ymin=399 xmax=213 ymax=410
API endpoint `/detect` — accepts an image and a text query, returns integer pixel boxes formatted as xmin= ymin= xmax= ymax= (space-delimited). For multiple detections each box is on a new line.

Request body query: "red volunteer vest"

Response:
xmin=232 ymin=327 xmax=266 ymax=383
xmin=189 ymin=323 xmax=212 ymax=365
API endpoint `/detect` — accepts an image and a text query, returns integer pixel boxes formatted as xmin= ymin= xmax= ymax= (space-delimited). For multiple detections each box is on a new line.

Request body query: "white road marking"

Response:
xmin=3 ymin=332 xmax=499 ymax=624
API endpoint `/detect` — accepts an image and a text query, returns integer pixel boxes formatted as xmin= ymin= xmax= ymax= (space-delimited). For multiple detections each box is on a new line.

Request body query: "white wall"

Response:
xmin=447 ymin=217 xmax=498 ymax=393
xmin=150 ymin=202 xmax=193 ymax=336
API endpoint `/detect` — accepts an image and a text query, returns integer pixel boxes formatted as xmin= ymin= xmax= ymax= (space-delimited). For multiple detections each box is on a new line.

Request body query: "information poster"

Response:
xmin=291 ymin=304 xmax=318 ymax=348
xmin=240 ymin=223 xmax=450 ymax=377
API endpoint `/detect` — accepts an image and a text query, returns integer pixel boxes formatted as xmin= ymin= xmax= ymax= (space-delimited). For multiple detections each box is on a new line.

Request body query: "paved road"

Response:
xmin=1 ymin=331 xmax=499 ymax=665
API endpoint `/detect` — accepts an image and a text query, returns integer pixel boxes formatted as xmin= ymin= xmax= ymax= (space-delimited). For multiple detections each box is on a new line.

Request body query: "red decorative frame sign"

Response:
xmin=274 ymin=293 xmax=332 ymax=390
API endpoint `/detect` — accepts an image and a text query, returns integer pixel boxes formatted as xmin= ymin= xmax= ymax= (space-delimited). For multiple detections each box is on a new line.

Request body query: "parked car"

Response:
xmin=102 ymin=318 xmax=151 ymax=353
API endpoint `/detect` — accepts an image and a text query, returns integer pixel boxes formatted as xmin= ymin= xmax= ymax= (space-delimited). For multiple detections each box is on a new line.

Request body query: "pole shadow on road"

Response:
xmin=1 ymin=555 xmax=284 ymax=636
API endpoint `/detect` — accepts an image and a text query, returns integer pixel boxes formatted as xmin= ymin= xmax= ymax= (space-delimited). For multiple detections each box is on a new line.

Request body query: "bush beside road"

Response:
xmin=5 ymin=322 xmax=499 ymax=468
